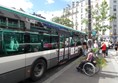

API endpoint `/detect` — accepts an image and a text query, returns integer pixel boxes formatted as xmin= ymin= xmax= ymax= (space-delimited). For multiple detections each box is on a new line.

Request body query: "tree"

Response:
xmin=82 ymin=0 xmax=116 ymax=35
xmin=51 ymin=17 xmax=73 ymax=27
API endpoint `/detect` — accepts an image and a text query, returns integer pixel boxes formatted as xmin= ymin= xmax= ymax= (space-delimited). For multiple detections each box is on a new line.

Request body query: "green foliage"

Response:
xmin=51 ymin=17 xmax=74 ymax=27
xmin=92 ymin=47 xmax=107 ymax=68
xmin=95 ymin=57 xmax=107 ymax=68
xmin=92 ymin=48 xmax=99 ymax=53
xmin=82 ymin=0 xmax=116 ymax=34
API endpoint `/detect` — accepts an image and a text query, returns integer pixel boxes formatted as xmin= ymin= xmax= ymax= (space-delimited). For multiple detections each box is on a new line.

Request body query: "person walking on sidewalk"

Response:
xmin=115 ymin=42 xmax=118 ymax=56
xmin=104 ymin=40 xmax=109 ymax=56
xmin=101 ymin=42 xmax=107 ymax=58
xmin=115 ymin=42 xmax=118 ymax=51
xmin=93 ymin=40 xmax=99 ymax=56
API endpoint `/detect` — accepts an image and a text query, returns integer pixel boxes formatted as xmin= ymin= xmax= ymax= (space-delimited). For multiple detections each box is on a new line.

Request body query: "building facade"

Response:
xmin=109 ymin=0 xmax=118 ymax=42
xmin=62 ymin=0 xmax=87 ymax=31
xmin=62 ymin=0 xmax=118 ymax=42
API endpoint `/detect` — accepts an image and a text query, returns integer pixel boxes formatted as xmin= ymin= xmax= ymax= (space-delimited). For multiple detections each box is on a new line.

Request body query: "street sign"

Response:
xmin=92 ymin=30 xmax=96 ymax=36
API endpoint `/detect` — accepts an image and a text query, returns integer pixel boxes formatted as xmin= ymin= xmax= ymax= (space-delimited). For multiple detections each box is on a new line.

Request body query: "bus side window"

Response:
xmin=4 ymin=33 xmax=18 ymax=52
xmin=24 ymin=33 xmax=31 ymax=53
xmin=50 ymin=35 xmax=58 ymax=49
xmin=30 ymin=34 xmax=41 ymax=52
xmin=43 ymin=35 xmax=51 ymax=50
xmin=77 ymin=40 xmax=82 ymax=46
xmin=0 ymin=31 xmax=3 ymax=57
xmin=60 ymin=36 xmax=64 ymax=48
xmin=65 ymin=38 xmax=69 ymax=47
xmin=9 ymin=37 xmax=15 ymax=50
xmin=2 ymin=32 xmax=24 ymax=56
xmin=37 ymin=34 xmax=43 ymax=51
xmin=70 ymin=38 xmax=75 ymax=47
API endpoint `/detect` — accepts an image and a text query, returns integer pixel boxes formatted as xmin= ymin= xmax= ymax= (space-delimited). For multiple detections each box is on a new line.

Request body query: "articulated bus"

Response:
xmin=0 ymin=5 xmax=86 ymax=83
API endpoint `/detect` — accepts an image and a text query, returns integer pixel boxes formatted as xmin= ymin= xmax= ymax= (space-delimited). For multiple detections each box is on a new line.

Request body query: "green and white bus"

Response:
xmin=0 ymin=5 xmax=86 ymax=83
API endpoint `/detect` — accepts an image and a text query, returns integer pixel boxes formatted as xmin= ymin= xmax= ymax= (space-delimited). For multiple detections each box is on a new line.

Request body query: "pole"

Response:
xmin=88 ymin=0 xmax=92 ymax=39
xmin=88 ymin=0 xmax=92 ymax=48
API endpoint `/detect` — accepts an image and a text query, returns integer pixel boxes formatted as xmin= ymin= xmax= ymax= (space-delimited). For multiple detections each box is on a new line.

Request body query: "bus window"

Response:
xmin=76 ymin=40 xmax=82 ymax=45
xmin=20 ymin=21 xmax=25 ymax=29
xmin=8 ymin=18 xmax=18 ymax=28
xmin=24 ymin=33 xmax=31 ymax=53
xmin=50 ymin=35 xmax=58 ymax=49
xmin=0 ymin=31 xmax=3 ymax=57
xmin=30 ymin=34 xmax=39 ymax=43
xmin=73 ymin=36 xmax=79 ymax=46
xmin=3 ymin=32 xmax=24 ymax=56
xmin=30 ymin=34 xmax=41 ymax=52
xmin=4 ymin=33 xmax=17 ymax=52
xmin=65 ymin=37 xmax=69 ymax=47
xmin=70 ymin=37 xmax=75 ymax=47
xmin=39 ymin=35 xmax=43 ymax=51
xmin=0 ymin=16 xmax=6 ymax=26
xmin=43 ymin=34 xmax=51 ymax=50
xmin=60 ymin=36 xmax=64 ymax=48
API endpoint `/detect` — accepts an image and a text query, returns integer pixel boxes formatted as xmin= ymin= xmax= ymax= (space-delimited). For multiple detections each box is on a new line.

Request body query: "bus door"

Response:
xmin=58 ymin=35 xmax=69 ymax=62
xmin=48 ymin=34 xmax=59 ymax=67
xmin=69 ymin=37 xmax=75 ymax=59
xmin=58 ymin=35 xmax=64 ymax=62
xmin=73 ymin=36 xmax=79 ymax=56
xmin=64 ymin=36 xmax=69 ymax=60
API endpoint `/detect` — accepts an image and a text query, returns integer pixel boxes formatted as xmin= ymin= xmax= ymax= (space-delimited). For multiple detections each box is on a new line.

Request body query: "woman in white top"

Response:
xmin=94 ymin=40 xmax=98 ymax=48
xmin=93 ymin=40 xmax=99 ymax=56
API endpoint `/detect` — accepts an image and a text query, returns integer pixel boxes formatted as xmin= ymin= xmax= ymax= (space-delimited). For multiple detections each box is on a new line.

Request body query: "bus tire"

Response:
xmin=30 ymin=59 xmax=46 ymax=81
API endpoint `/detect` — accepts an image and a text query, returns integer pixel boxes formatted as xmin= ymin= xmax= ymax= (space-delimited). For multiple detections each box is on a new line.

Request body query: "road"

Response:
xmin=20 ymin=49 xmax=118 ymax=83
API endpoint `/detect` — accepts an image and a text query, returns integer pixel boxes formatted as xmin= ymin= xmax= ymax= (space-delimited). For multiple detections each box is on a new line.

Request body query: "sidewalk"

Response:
xmin=42 ymin=52 xmax=118 ymax=83
xmin=109 ymin=50 xmax=118 ymax=64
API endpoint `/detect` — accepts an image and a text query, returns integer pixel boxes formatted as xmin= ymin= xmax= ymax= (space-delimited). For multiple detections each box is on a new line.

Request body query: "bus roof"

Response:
xmin=0 ymin=5 xmax=86 ymax=35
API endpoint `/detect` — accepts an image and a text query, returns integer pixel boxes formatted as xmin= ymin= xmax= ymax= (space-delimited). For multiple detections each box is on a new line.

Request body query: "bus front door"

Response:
xmin=58 ymin=36 xmax=69 ymax=62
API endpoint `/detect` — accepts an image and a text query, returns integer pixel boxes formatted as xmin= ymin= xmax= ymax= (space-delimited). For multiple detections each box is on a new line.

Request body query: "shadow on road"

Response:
xmin=98 ymin=71 xmax=118 ymax=78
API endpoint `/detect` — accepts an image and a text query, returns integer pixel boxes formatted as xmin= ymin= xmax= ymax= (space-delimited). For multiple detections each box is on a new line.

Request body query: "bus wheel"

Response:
xmin=30 ymin=59 xmax=46 ymax=81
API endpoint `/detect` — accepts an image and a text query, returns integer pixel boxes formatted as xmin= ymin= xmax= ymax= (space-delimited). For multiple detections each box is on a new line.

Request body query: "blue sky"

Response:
xmin=0 ymin=0 xmax=78 ymax=20
xmin=30 ymin=0 xmax=68 ymax=12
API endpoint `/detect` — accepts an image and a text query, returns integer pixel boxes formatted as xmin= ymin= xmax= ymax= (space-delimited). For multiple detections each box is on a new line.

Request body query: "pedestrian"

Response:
xmin=116 ymin=47 xmax=118 ymax=56
xmin=88 ymin=39 xmax=92 ymax=48
xmin=93 ymin=40 xmax=99 ymax=56
xmin=82 ymin=42 xmax=88 ymax=56
xmin=94 ymin=40 xmax=98 ymax=48
xmin=115 ymin=42 xmax=118 ymax=56
xmin=115 ymin=42 xmax=118 ymax=51
xmin=104 ymin=40 xmax=109 ymax=56
xmin=98 ymin=41 xmax=101 ymax=54
xmin=101 ymin=42 xmax=107 ymax=58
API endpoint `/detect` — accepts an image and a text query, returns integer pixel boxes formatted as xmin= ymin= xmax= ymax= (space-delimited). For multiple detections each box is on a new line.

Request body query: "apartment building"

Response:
xmin=110 ymin=0 xmax=118 ymax=42
xmin=62 ymin=0 xmax=118 ymax=42
xmin=62 ymin=0 xmax=87 ymax=31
